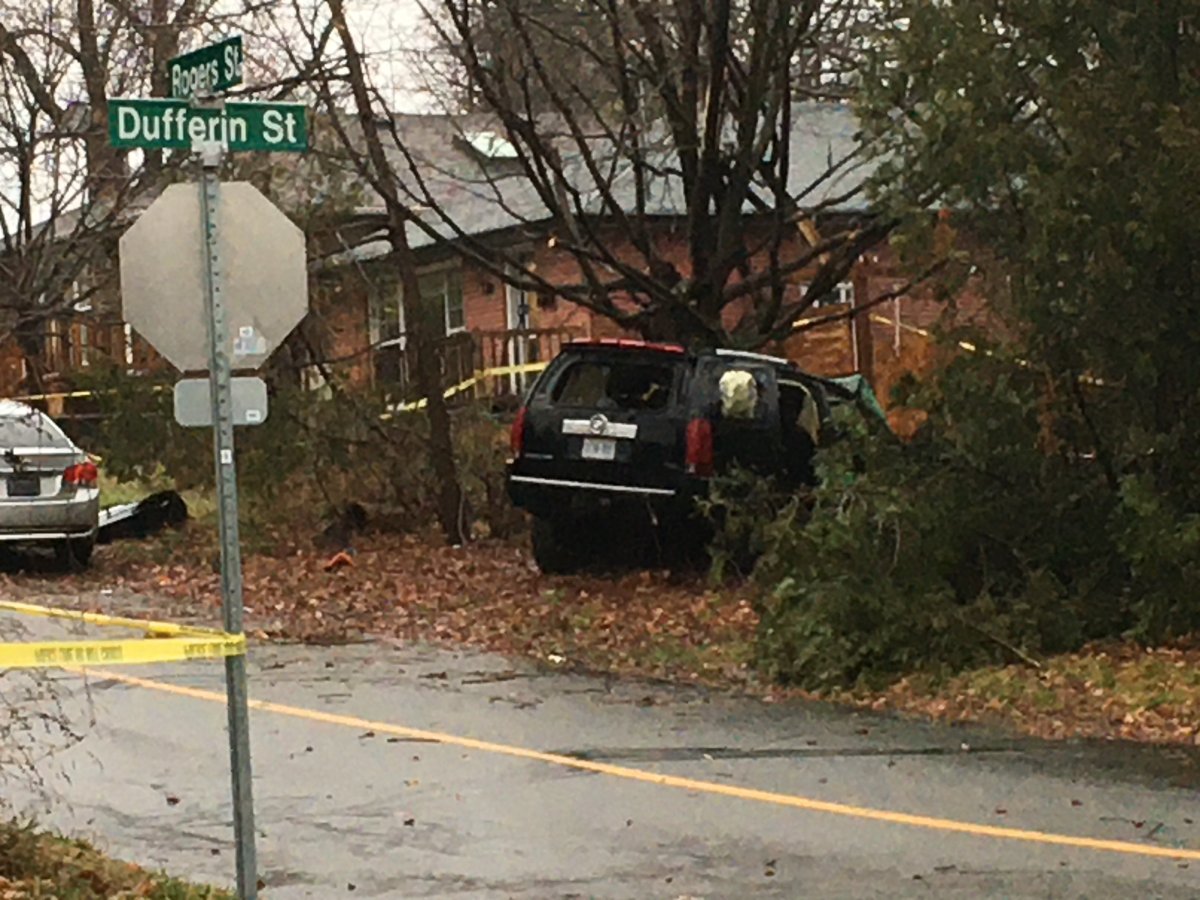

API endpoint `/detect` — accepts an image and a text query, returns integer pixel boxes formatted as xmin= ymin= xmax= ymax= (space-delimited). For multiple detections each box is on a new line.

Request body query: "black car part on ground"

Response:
xmin=97 ymin=490 xmax=188 ymax=544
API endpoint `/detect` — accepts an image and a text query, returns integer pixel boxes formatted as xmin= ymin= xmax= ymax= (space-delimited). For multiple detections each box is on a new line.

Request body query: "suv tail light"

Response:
xmin=64 ymin=460 xmax=98 ymax=488
xmin=510 ymin=406 xmax=528 ymax=457
xmin=685 ymin=418 xmax=714 ymax=477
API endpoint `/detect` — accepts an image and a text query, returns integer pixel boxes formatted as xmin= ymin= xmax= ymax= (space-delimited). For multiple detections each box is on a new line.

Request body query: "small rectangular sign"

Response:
xmin=108 ymin=98 xmax=307 ymax=152
xmin=174 ymin=377 xmax=269 ymax=428
xmin=169 ymin=36 xmax=243 ymax=99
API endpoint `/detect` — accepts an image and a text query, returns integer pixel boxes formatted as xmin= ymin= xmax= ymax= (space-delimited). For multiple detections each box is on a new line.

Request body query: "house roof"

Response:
xmin=333 ymin=103 xmax=876 ymax=266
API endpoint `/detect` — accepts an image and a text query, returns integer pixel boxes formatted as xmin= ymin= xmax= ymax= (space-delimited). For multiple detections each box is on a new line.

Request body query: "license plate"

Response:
xmin=581 ymin=438 xmax=616 ymax=461
xmin=6 ymin=474 xmax=39 ymax=497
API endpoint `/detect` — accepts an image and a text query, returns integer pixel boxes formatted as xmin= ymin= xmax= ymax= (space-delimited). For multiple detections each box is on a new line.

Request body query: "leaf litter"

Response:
xmin=5 ymin=526 xmax=1200 ymax=746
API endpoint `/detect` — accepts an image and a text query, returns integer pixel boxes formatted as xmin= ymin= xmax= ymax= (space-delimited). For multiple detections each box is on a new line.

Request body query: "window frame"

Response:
xmin=416 ymin=266 xmax=466 ymax=336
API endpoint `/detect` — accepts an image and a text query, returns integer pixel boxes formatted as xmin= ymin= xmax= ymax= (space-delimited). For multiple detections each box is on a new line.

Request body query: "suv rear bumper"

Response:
xmin=506 ymin=467 xmax=703 ymax=520
xmin=508 ymin=475 xmax=678 ymax=497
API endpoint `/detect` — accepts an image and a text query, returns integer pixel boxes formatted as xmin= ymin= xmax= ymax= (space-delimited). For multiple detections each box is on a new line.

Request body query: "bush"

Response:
xmin=75 ymin=365 xmax=522 ymax=544
xmin=744 ymin=353 xmax=1156 ymax=691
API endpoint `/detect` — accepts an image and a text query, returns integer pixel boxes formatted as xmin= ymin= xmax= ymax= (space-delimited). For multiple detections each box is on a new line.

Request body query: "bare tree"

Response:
xmin=0 ymin=3 xmax=139 ymax=389
xmin=302 ymin=0 xmax=468 ymax=545
xmin=399 ymin=0 xmax=897 ymax=349
xmin=0 ymin=0 xmax=281 ymax=389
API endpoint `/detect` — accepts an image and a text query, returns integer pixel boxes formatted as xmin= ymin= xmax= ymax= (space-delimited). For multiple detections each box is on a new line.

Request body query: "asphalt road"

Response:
xmin=5 ymin=612 xmax=1200 ymax=898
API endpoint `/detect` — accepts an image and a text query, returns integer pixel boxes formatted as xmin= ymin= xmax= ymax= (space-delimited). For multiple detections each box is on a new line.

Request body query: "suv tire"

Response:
xmin=531 ymin=517 xmax=582 ymax=574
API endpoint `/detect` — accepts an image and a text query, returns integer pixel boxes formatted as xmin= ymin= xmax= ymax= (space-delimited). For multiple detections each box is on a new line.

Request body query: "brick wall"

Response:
xmin=313 ymin=270 xmax=373 ymax=387
xmin=0 ymin=341 xmax=24 ymax=395
xmin=440 ymin=224 xmax=886 ymax=385
xmin=3 ymin=218 xmax=992 ymax=413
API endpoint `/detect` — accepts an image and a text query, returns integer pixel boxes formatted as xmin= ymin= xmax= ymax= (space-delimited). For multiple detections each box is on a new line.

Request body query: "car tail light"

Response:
xmin=685 ymin=418 xmax=714 ymax=477
xmin=510 ymin=406 xmax=528 ymax=457
xmin=64 ymin=460 xmax=98 ymax=488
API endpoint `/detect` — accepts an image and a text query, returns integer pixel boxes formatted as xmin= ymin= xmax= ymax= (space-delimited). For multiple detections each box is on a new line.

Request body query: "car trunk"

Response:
xmin=0 ymin=449 xmax=81 ymax=500
xmin=521 ymin=349 xmax=690 ymax=491
xmin=0 ymin=413 xmax=81 ymax=503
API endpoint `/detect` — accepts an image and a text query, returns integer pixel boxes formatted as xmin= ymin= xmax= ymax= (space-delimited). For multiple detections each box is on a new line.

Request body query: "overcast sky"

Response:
xmin=346 ymin=0 xmax=437 ymax=112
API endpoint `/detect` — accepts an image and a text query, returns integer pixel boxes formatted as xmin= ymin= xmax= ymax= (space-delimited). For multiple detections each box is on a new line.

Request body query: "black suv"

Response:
xmin=506 ymin=338 xmax=882 ymax=572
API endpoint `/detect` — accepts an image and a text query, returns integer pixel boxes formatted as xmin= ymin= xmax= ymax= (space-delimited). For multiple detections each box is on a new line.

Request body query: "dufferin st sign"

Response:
xmin=108 ymin=98 xmax=308 ymax=152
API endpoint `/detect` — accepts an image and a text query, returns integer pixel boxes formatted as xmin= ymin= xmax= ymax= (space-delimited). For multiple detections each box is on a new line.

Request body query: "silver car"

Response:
xmin=0 ymin=400 xmax=99 ymax=567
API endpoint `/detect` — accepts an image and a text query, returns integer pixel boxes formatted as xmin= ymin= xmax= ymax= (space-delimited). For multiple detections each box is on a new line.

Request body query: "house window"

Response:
xmin=801 ymin=281 xmax=855 ymax=308
xmin=370 ymin=268 xmax=465 ymax=354
xmin=418 ymin=269 xmax=465 ymax=335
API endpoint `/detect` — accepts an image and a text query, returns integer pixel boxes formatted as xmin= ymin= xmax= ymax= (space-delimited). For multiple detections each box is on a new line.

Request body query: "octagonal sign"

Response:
xmin=120 ymin=182 xmax=308 ymax=372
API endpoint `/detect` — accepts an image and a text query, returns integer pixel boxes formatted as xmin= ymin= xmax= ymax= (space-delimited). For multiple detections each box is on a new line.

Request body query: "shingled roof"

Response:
xmin=328 ymin=102 xmax=876 ymax=266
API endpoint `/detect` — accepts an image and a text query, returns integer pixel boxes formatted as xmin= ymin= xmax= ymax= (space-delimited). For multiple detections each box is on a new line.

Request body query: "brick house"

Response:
xmin=304 ymin=103 xmax=961 ymax=411
xmin=9 ymin=104 xmax=976 ymax=419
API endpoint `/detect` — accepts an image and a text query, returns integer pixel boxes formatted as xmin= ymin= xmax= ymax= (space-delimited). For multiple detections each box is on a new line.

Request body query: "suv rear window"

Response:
xmin=550 ymin=358 xmax=676 ymax=411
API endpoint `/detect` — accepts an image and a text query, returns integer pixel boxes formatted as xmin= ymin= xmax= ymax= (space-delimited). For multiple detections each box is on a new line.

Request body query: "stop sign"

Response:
xmin=120 ymin=182 xmax=308 ymax=372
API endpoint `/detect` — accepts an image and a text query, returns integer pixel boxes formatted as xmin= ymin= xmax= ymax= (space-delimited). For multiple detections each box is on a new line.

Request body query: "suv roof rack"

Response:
xmin=713 ymin=348 xmax=793 ymax=367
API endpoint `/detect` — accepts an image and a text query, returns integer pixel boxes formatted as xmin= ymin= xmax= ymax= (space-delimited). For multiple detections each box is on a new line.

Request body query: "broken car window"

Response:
xmin=551 ymin=360 xmax=674 ymax=411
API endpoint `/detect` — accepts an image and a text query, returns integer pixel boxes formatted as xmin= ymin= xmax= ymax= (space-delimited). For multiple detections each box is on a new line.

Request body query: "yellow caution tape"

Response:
xmin=479 ymin=362 xmax=549 ymax=379
xmin=11 ymin=361 xmax=554 ymax=421
xmin=866 ymin=314 xmax=1111 ymax=387
xmin=384 ymin=361 xmax=550 ymax=417
xmin=11 ymin=389 xmax=103 ymax=403
xmin=0 ymin=634 xmax=245 ymax=669
xmin=10 ymin=384 xmax=171 ymax=404
xmin=0 ymin=599 xmax=245 ymax=670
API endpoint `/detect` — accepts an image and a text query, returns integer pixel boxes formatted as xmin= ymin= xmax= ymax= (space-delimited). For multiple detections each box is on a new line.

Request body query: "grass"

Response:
xmin=98 ymin=472 xmax=216 ymax=520
xmin=0 ymin=820 xmax=230 ymax=899
xmin=96 ymin=474 xmax=288 ymax=564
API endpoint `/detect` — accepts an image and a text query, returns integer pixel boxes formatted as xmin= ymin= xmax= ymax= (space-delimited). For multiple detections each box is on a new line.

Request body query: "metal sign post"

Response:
xmin=117 ymin=36 xmax=309 ymax=899
xmin=197 ymin=139 xmax=258 ymax=900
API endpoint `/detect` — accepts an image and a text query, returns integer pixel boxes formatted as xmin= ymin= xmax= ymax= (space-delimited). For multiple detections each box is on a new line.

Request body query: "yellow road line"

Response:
xmin=83 ymin=668 xmax=1200 ymax=864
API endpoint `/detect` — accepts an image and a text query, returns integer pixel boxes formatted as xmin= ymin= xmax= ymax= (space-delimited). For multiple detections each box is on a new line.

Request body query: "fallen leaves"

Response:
xmin=8 ymin=526 xmax=1200 ymax=747
xmin=844 ymin=641 xmax=1200 ymax=745
xmin=3 ymin=526 xmax=758 ymax=689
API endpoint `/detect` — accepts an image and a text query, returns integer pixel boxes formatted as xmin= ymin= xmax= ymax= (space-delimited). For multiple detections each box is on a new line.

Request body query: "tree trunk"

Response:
xmin=392 ymin=221 xmax=468 ymax=544
xmin=328 ymin=0 xmax=468 ymax=545
xmin=14 ymin=318 xmax=48 ymax=395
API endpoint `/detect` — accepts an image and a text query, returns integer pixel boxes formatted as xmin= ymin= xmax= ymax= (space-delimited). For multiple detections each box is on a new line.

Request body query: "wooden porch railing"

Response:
xmin=372 ymin=326 xmax=583 ymax=404
xmin=473 ymin=327 xmax=581 ymax=399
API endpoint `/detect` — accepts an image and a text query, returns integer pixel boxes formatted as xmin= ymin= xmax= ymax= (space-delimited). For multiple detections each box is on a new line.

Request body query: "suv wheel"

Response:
xmin=531 ymin=517 xmax=581 ymax=574
xmin=55 ymin=536 xmax=94 ymax=571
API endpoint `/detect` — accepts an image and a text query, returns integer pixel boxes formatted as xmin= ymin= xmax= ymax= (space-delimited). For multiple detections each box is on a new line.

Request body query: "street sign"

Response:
xmin=120 ymin=181 xmax=308 ymax=372
xmin=169 ymin=36 xmax=243 ymax=99
xmin=113 ymin=31 xmax=306 ymax=898
xmin=108 ymin=99 xmax=307 ymax=152
xmin=174 ymin=376 xmax=268 ymax=427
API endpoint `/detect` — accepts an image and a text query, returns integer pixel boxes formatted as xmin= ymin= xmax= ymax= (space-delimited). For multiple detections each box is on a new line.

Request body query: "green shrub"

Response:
xmin=746 ymin=354 xmax=1139 ymax=691
xmin=75 ymin=365 xmax=522 ymax=543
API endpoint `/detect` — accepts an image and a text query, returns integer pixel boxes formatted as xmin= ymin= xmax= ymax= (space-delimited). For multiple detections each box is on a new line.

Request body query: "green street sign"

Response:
xmin=108 ymin=98 xmax=307 ymax=153
xmin=169 ymin=36 xmax=243 ymax=99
